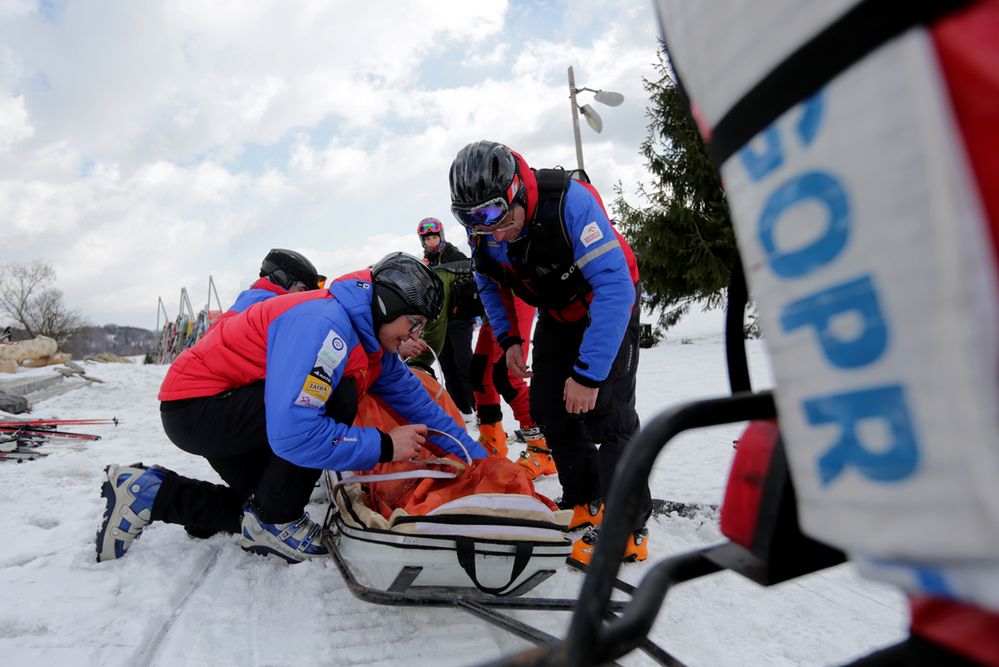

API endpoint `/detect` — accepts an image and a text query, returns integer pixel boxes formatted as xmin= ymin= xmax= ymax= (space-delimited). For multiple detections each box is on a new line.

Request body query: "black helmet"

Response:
xmin=370 ymin=252 xmax=444 ymax=325
xmin=260 ymin=249 xmax=325 ymax=291
xmin=449 ymin=140 xmax=522 ymax=206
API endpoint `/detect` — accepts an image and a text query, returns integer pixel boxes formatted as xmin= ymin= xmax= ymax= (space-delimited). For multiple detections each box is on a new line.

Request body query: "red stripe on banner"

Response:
xmin=932 ymin=0 xmax=999 ymax=264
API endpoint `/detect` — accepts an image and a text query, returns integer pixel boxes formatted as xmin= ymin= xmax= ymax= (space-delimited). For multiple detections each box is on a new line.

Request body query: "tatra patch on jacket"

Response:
xmin=160 ymin=272 xmax=486 ymax=470
xmin=468 ymin=156 xmax=639 ymax=385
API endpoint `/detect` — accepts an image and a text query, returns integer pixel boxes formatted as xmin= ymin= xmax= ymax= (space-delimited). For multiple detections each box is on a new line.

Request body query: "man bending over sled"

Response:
xmin=96 ymin=252 xmax=490 ymax=564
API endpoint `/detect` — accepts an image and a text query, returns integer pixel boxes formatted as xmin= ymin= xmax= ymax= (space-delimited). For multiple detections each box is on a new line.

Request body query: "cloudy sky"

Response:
xmin=0 ymin=0 xmax=662 ymax=329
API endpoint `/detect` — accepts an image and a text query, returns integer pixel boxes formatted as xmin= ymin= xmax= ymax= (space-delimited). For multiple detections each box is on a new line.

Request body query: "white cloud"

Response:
xmin=0 ymin=93 xmax=33 ymax=148
xmin=0 ymin=0 xmax=33 ymax=19
xmin=0 ymin=0 xmax=663 ymax=327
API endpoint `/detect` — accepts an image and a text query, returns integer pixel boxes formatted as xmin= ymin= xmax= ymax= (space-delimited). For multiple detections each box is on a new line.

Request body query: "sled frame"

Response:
xmin=474 ymin=391 xmax=781 ymax=667
xmin=321 ymin=505 xmax=678 ymax=664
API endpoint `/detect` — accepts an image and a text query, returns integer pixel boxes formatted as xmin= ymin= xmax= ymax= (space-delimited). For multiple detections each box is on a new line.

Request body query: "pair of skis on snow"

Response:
xmin=0 ymin=417 xmax=118 ymax=463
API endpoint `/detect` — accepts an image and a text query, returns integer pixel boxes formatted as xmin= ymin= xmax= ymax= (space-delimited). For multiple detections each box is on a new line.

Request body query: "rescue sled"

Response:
xmin=322 ymin=464 xmax=683 ymax=659
xmin=324 ymin=466 xmax=573 ymax=597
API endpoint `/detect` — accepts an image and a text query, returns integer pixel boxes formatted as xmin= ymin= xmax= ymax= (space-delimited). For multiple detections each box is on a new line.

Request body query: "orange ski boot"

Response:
xmin=566 ymin=500 xmax=604 ymax=531
xmin=569 ymin=527 xmax=649 ymax=565
xmin=478 ymin=422 xmax=508 ymax=458
xmin=516 ymin=428 xmax=557 ymax=479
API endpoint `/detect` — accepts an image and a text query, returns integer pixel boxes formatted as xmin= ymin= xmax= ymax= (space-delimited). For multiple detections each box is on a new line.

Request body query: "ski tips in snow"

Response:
xmin=0 ymin=417 xmax=117 ymax=462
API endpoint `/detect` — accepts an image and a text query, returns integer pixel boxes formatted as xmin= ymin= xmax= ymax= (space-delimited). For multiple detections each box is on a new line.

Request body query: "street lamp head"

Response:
xmin=566 ymin=65 xmax=622 ymax=171
xmin=579 ymin=104 xmax=603 ymax=133
xmin=594 ymin=90 xmax=624 ymax=107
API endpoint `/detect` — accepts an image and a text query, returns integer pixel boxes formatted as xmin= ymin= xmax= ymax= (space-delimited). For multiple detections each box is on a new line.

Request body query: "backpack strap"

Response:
xmin=534 ymin=167 xmax=571 ymax=195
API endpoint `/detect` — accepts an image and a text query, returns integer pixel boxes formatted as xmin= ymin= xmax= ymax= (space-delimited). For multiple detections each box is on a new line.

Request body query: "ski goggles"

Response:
xmin=418 ymin=218 xmax=443 ymax=235
xmin=451 ymin=196 xmax=510 ymax=232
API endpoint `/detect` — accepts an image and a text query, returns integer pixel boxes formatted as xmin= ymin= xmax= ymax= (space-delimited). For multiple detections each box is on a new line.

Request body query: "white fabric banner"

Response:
xmin=659 ymin=0 xmax=999 ymax=608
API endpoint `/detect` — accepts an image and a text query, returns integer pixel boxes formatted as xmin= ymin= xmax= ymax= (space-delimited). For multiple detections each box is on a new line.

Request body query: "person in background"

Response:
xmin=449 ymin=140 xmax=649 ymax=564
xmin=96 ymin=252 xmax=486 ymax=565
xmin=417 ymin=217 xmax=477 ymax=423
xmin=228 ymin=248 xmax=326 ymax=314
xmin=399 ymin=258 xmax=482 ymax=420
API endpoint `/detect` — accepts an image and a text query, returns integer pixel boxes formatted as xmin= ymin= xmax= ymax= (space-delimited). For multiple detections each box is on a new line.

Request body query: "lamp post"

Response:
xmin=567 ymin=65 xmax=624 ymax=172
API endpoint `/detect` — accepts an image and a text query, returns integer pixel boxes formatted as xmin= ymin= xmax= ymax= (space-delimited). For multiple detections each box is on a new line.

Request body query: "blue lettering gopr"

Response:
xmin=741 ymin=91 xmax=920 ymax=487
xmin=805 ymin=385 xmax=920 ymax=485
xmin=780 ymin=275 xmax=887 ymax=369
xmin=758 ymin=170 xmax=850 ymax=279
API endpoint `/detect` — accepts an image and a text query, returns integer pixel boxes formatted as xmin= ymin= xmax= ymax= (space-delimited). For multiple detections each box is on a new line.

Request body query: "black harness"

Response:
xmin=473 ymin=168 xmax=592 ymax=313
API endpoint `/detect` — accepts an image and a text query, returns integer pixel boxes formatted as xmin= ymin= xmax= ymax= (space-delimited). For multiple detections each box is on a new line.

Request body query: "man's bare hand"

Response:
xmin=563 ymin=377 xmax=598 ymax=414
xmin=398 ymin=337 xmax=429 ymax=359
xmin=389 ymin=423 xmax=428 ymax=460
xmin=505 ymin=343 xmax=533 ymax=378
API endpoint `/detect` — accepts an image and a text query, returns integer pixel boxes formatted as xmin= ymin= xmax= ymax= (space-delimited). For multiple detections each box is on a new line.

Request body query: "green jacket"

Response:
xmin=408 ymin=262 xmax=476 ymax=369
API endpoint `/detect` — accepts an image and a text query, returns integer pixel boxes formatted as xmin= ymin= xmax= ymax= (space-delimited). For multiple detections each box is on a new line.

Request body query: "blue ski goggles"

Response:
xmin=451 ymin=196 xmax=510 ymax=232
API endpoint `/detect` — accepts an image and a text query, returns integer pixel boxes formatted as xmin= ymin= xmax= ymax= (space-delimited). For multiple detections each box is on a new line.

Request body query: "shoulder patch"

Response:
xmin=296 ymin=375 xmax=331 ymax=408
xmin=296 ymin=331 xmax=347 ymax=409
xmin=309 ymin=365 xmax=332 ymax=384
xmin=580 ymin=221 xmax=604 ymax=247
xmin=355 ymin=281 xmax=371 ymax=289
xmin=315 ymin=330 xmax=348 ymax=373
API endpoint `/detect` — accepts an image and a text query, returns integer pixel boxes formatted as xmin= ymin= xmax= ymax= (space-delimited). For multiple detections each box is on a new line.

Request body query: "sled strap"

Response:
xmin=455 ymin=538 xmax=534 ymax=596
xmin=331 ymin=469 xmax=457 ymax=489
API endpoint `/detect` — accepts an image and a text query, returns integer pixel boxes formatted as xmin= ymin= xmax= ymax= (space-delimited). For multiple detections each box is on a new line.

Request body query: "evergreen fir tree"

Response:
xmin=615 ymin=46 xmax=738 ymax=331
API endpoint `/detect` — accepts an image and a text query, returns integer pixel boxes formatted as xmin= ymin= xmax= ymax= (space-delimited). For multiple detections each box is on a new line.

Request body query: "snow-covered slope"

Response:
xmin=0 ymin=313 xmax=907 ymax=666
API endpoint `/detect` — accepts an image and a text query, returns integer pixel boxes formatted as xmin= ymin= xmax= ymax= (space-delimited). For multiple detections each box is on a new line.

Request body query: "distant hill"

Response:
xmin=62 ymin=325 xmax=158 ymax=357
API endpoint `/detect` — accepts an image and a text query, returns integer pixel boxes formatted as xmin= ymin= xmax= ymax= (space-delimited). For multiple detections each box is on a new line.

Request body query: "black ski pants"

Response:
xmin=440 ymin=318 xmax=476 ymax=414
xmin=529 ymin=290 xmax=651 ymax=530
xmin=154 ymin=382 xmax=325 ymax=533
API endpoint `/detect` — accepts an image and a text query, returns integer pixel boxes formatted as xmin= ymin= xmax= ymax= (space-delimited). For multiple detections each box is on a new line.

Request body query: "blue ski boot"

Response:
xmin=240 ymin=504 xmax=328 ymax=564
xmin=96 ymin=463 xmax=168 ymax=562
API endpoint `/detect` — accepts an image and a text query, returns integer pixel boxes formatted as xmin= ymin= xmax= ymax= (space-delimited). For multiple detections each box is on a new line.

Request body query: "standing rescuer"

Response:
xmin=449 ymin=140 xmax=650 ymax=563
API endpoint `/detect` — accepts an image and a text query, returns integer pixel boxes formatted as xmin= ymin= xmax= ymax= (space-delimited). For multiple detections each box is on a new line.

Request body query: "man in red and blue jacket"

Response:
xmin=450 ymin=141 xmax=650 ymax=564
xmin=96 ymin=252 xmax=486 ymax=564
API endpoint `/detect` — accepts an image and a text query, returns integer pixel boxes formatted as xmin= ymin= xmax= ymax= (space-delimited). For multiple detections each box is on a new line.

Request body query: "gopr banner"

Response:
xmin=657 ymin=0 xmax=999 ymax=609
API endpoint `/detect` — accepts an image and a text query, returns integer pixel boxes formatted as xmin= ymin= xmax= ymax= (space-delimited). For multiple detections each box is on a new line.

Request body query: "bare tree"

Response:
xmin=0 ymin=261 xmax=87 ymax=344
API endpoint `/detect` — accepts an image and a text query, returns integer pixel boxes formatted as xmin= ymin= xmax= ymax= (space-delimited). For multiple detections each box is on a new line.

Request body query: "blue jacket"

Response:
xmin=229 ymin=277 xmax=287 ymax=313
xmin=265 ymin=273 xmax=487 ymax=469
xmin=471 ymin=177 xmax=638 ymax=385
xmin=163 ymin=273 xmax=486 ymax=470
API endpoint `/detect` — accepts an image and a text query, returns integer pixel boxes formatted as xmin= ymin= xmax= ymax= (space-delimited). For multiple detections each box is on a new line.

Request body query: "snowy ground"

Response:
xmin=0 ymin=310 xmax=908 ymax=666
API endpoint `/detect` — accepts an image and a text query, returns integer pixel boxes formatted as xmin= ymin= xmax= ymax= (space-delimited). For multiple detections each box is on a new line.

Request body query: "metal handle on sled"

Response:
xmin=455 ymin=538 xmax=534 ymax=596
xmin=427 ymin=428 xmax=473 ymax=466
